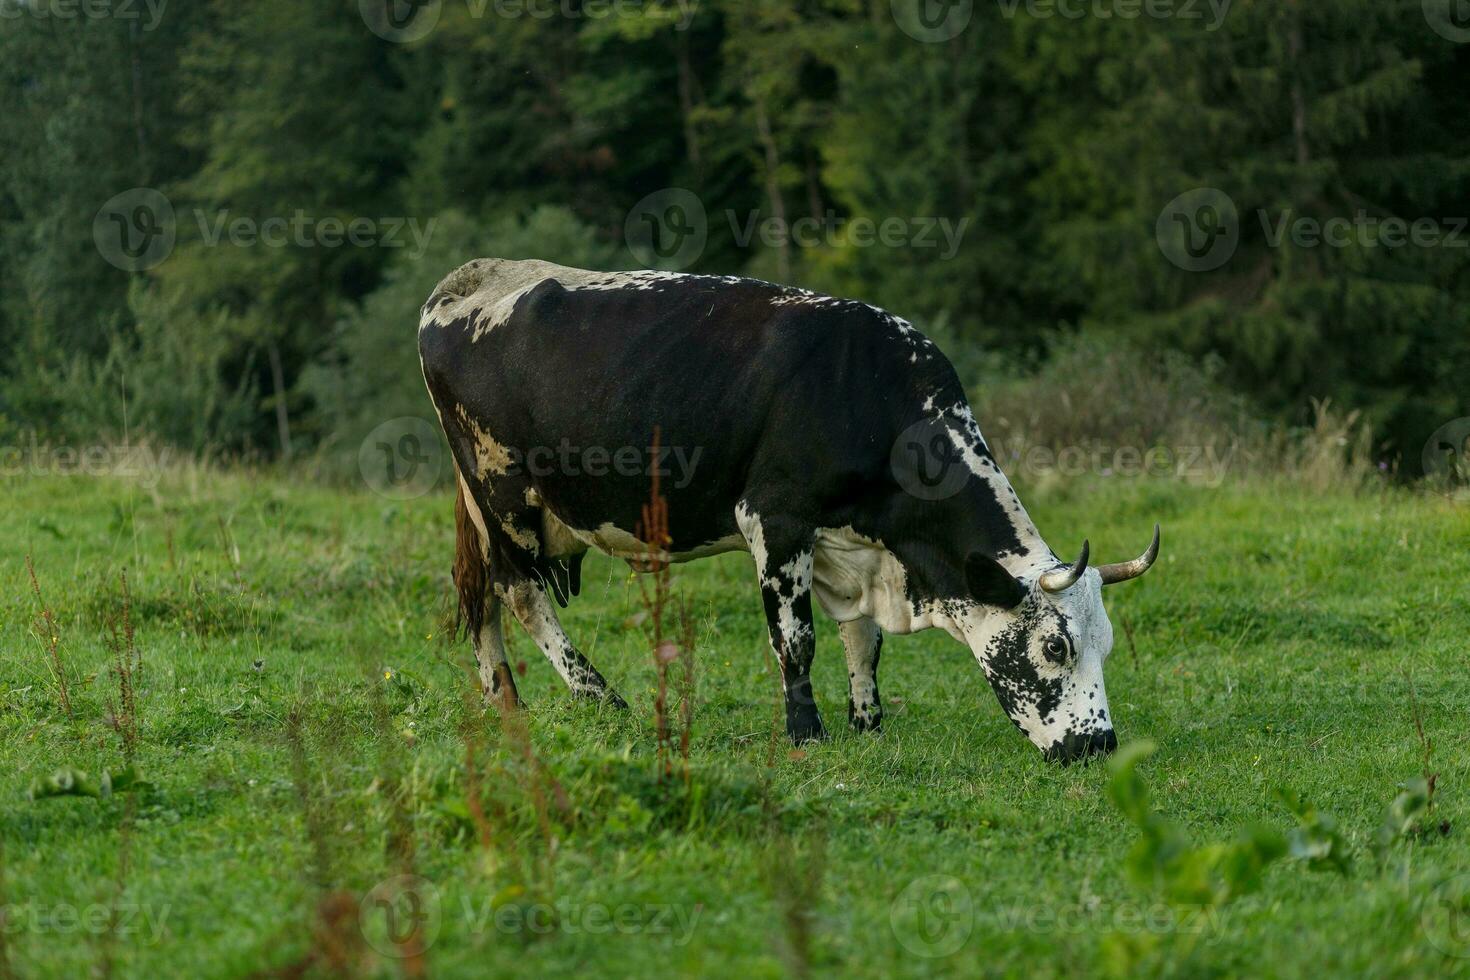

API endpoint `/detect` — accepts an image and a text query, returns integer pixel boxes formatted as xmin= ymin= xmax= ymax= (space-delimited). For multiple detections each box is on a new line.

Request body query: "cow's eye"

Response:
xmin=1042 ymin=637 xmax=1069 ymax=664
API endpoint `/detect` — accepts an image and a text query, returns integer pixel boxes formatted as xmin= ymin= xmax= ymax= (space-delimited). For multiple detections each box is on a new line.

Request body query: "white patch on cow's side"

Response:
xmin=498 ymin=515 xmax=540 ymax=554
xmin=454 ymin=404 xmax=514 ymax=479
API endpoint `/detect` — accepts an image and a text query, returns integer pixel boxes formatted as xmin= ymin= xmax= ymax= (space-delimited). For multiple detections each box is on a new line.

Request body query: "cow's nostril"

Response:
xmin=1045 ymin=729 xmax=1117 ymax=765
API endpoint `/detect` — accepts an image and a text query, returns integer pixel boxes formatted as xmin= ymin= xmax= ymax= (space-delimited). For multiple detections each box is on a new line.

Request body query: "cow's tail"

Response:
xmin=452 ymin=474 xmax=488 ymax=641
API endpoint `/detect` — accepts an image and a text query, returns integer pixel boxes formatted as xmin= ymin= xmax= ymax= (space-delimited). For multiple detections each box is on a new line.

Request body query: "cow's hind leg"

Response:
xmin=840 ymin=618 xmax=883 ymax=733
xmin=474 ymin=597 xmax=522 ymax=710
xmin=454 ymin=479 xmax=521 ymax=710
xmin=502 ymin=580 xmax=628 ymax=708
xmin=736 ymin=502 xmax=826 ymax=743
xmin=452 ymin=463 xmax=621 ymax=710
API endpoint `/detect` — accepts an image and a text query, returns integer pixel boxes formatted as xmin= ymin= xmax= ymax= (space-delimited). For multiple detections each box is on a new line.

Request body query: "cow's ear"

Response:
xmin=964 ymin=552 xmax=1026 ymax=609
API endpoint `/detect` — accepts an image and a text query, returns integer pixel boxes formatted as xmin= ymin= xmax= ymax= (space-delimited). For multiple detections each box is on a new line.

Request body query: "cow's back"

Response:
xmin=418 ymin=258 xmax=962 ymax=553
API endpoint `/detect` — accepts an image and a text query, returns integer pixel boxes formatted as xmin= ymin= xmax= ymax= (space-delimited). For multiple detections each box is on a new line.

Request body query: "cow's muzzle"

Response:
xmin=1044 ymin=729 xmax=1118 ymax=765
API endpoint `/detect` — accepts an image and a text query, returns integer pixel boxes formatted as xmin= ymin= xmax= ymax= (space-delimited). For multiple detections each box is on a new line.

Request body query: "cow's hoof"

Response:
xmin=848 ymin=707 xmax=883 ymax=734
xmin=576 ymin=687 xmax=629 ymax=710
xmin=486 ymin=693 xmax=527 ymax=713
xmin=787 ymin=715 xmax=829 ymax=744
xmin=483 ymin=664 xmax=524 ymax=712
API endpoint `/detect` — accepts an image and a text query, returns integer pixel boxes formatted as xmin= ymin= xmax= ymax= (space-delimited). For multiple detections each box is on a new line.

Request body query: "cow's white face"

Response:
xmin=957 ymin=558 xmax=1118 ymax=763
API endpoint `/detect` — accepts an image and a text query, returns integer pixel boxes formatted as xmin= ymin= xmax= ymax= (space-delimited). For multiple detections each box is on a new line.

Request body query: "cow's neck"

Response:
xmin=811 ymin=446 xmax=1052 ymax=638
xmin=915 ymin=394 xmax=1054 ymax=574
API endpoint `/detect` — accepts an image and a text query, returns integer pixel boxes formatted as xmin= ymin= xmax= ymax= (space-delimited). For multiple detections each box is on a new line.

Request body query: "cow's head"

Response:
xmin=956 ymin=527 xmax=1160 ymax=764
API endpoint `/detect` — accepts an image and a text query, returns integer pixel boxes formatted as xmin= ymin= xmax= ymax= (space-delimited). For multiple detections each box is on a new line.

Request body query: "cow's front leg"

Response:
xmin=501 ymin=581 xmax=628 ymax=708
xmin=839 ymin=617 xmax=883 ymax=733
xmin=736 ymin=504 xmax=825 ymax=743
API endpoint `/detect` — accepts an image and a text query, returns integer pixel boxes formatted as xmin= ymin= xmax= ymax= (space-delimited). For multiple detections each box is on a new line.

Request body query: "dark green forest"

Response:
xmin=2 ymin=0 xmax=1467 ymax=473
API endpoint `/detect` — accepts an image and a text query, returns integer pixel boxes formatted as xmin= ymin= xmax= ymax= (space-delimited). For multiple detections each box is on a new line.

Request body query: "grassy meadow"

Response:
xmin=1 ymin=467 xmax=1468 ymax=978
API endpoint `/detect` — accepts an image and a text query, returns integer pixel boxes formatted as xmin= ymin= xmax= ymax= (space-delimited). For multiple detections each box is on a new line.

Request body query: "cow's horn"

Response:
xmin=1039 ymin=540 xmax=1090 ymax=593
xmin=1097 ymin=524 xmax=1161 ymax=586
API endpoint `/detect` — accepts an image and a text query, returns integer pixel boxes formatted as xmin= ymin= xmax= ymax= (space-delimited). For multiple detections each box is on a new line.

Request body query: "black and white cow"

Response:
xmin=419 ymin=259 xmax=1159 ymax=763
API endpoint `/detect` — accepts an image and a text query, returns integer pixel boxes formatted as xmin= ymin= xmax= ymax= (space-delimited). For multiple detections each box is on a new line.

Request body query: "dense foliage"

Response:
xmin=2 ymin=0 xmax=1466 ymax=467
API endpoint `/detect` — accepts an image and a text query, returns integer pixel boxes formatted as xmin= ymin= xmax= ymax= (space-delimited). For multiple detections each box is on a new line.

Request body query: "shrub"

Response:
xmin=944 ymin=332 xmax=1381 ymax=490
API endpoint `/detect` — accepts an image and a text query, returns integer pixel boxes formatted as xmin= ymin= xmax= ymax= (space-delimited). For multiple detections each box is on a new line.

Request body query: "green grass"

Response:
xmin=2 ymin=469 xmax=1468 ymax=978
